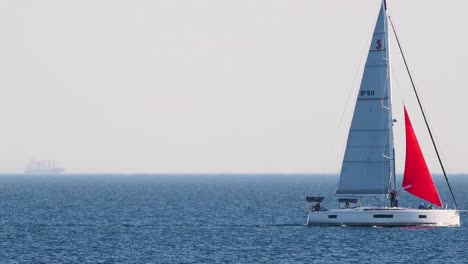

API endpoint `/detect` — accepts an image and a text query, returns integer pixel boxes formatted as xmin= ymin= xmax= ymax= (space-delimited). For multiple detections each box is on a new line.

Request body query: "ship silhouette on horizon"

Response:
xmin=24 ymin=160 xmax=65 ymax=174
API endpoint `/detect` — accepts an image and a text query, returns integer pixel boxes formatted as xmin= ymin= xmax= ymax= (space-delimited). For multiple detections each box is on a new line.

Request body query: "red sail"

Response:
xmin=402 ymin=107 xmax=442 ymax=207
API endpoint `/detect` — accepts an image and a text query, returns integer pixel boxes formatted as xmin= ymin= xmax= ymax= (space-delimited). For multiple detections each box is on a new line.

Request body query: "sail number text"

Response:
xmin=360 ymin=90 xmax=375 ymax=96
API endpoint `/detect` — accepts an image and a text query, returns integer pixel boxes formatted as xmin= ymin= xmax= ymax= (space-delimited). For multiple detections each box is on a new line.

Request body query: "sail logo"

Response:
xmin=376 ymin=39 xmax=382 ymax=50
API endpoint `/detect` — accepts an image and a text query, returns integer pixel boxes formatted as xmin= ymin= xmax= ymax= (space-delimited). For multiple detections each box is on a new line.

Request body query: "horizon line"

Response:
xmin=1 ymin=172 xmax=467 ymax=176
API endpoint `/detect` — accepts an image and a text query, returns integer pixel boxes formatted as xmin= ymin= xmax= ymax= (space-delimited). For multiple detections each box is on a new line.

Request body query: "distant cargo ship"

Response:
xmin=24 ymin=160 xmax=65 ymax=174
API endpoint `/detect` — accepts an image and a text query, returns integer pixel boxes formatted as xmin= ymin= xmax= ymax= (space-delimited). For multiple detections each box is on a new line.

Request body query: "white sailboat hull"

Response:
xmin=307 ymin=207 xmax=460 ymax=227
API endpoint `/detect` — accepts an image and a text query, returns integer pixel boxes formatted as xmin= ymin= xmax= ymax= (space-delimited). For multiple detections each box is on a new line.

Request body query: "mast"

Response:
xmin=387 ymin=10 xmax=458 ymax=209
xmin=384 ymin=0 xmax=398 ymax=206
xmin=387 ymin=4 xmax=395 ymax=194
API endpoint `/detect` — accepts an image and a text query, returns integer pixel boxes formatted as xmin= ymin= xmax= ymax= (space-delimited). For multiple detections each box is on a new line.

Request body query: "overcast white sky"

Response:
xmin=0 ymin=0 xmax=467 ymax=174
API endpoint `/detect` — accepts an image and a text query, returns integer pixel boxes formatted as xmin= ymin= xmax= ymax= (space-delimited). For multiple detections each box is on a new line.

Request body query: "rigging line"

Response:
xmin=388 ymin=14 xmax=458 ymax=209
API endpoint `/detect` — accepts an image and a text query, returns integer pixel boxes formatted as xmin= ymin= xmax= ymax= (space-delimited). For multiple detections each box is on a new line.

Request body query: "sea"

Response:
xmin=0 ymin=174 xmax=466 ymax=263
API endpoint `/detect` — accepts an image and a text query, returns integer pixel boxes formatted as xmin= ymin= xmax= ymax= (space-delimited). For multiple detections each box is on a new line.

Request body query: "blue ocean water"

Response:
xmin=0 ymin=174 xmax=466 ymax=263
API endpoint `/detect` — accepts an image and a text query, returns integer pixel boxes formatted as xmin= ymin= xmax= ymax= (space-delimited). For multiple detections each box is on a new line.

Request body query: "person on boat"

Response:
xmin=314 ymin=202 xmax=321 ymax=212
xmin=419 ymin=203 xmax=427 ymax=209
xmin=344 ymin=201 xmax=350 ymax=209
xmin=390 ymin=190 xmax=399 ymax=207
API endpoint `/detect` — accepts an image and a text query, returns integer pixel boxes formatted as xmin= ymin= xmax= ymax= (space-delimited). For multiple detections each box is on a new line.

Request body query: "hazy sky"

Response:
xmin=1 ymin=0 xmax=467 ymax=174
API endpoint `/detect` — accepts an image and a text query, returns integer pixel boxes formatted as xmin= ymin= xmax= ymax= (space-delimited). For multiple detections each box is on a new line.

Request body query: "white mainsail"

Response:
xmin=336 ymin=2 xmax=395 ymax=194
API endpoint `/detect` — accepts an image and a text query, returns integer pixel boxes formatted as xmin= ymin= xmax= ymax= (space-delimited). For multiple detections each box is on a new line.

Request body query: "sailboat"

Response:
xmin=306 ymin=0 xmax=460 ymax=226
